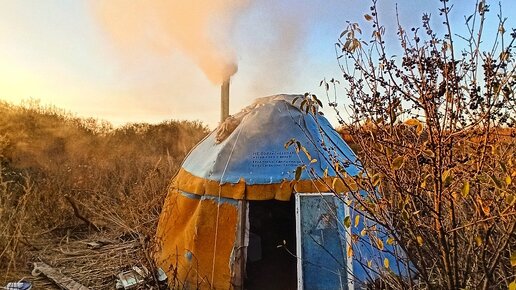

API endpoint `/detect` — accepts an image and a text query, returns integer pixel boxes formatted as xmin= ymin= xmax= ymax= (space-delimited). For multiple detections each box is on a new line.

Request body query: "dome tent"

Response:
xmin=155 ymin=95 xmax=393 ymax=289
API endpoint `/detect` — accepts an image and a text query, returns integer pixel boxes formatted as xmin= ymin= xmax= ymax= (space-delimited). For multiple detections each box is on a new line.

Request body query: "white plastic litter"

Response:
xmin=4 ymin=280 xmax=32 ymax=290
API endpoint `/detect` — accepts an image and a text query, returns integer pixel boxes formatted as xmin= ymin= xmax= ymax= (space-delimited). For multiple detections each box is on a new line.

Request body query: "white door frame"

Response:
xmin=295 ymin=192 xmax=354 ymax=290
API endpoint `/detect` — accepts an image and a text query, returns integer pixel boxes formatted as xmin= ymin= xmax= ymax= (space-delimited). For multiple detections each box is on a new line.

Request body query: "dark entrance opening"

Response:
xmin=245 ymin=199 xmax=297 ymax=290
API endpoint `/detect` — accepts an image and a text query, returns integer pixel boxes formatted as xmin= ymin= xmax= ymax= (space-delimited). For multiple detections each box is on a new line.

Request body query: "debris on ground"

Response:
xmin=115 ymin=266 xmax=148 ymax=289
xmin=156 ymin=268 xmax=167 ymax=283
xmin=4 ymin=280 xmax=32 ymax=290
xmin=1 ymin=230 xmax=164 ymax=289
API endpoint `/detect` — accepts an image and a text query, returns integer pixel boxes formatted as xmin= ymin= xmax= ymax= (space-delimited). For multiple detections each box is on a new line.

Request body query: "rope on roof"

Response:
xmin=210 ymin=117 xmax=246 ymax=288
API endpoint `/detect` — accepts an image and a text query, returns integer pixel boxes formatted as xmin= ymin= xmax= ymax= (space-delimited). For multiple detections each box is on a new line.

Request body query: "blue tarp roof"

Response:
xmin=181 ymin=94 xmax=359 ymax=185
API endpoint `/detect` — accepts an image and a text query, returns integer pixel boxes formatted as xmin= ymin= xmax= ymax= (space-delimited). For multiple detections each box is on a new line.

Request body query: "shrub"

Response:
xmin=302 ymin=0 xmax=516 ymax=288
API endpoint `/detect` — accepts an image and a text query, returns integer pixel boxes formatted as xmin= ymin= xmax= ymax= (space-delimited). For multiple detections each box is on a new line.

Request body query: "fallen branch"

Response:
xmin=64 ymin=195 xmax=100 ymax=232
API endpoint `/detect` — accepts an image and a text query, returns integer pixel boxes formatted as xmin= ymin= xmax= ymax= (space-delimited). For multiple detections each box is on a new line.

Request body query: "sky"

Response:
xmin=0 ymin=0 xmax=513 ymax=128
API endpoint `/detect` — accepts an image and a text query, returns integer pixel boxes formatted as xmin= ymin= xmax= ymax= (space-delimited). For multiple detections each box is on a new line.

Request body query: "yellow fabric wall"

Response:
xmin=155 ymin=168 xmax=354 ymax=289
xmin=156 ymin=189 xmax=238 ymax=289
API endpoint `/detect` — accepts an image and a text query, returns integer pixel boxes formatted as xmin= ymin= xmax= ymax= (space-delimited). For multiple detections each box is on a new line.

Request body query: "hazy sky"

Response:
xmin=0 ymin=0 xmax=513 ymax=128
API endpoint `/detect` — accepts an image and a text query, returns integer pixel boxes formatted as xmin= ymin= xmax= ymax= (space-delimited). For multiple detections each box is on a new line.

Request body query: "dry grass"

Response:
xmin=0 ymin=100 xmax=209 ymax=288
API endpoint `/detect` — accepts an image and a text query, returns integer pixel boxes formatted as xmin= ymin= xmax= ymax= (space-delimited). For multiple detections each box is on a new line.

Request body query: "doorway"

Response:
xmin=245 ymin=199 xmax=297 ymax=290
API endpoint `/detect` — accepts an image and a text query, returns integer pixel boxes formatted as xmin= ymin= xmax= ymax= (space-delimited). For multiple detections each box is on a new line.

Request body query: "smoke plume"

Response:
xmin=92 ymin=0 xmax=248 ymax=84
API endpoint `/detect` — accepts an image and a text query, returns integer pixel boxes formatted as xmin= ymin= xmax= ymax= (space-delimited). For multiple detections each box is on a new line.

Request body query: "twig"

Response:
xmin=64 ymin=195 xmax=100 ymax=232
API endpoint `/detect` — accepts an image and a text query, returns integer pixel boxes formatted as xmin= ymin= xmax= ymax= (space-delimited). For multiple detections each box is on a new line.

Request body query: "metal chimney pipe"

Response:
xmin=221 ymin=78 xmax=230 ymax=123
